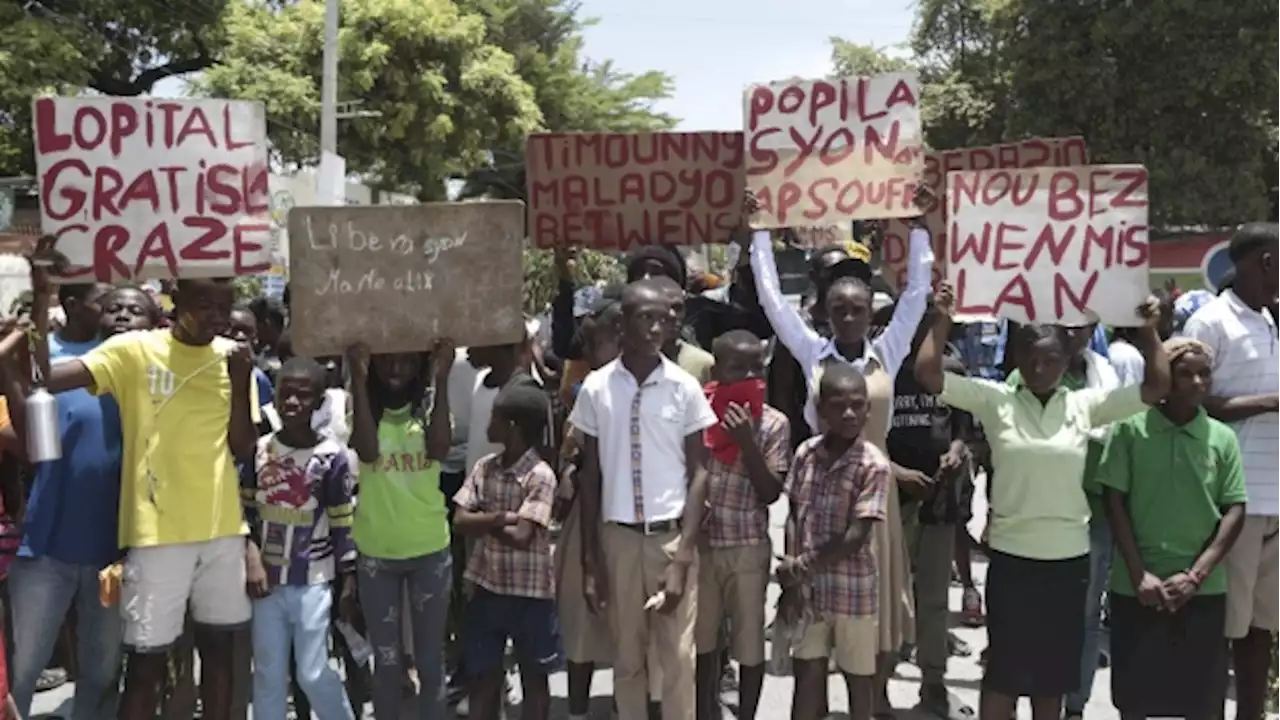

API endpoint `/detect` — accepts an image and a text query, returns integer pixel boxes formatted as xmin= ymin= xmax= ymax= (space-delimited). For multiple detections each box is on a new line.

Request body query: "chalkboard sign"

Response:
xmin=288 ymin=201 xmax=525 ymax=357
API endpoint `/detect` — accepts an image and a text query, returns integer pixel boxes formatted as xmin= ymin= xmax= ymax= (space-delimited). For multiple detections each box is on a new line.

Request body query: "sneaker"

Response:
xmin=36 ymin=668 xmax=69 ymax=693
xmin=962 ymin=587 xmax=985 ymax=627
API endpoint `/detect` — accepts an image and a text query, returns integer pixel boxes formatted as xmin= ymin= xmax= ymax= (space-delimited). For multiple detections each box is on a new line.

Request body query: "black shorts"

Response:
xmin=982 ymin=550 xmax=1089 ymax=697
xmin=1110 ymin=593 xmax=1228 ymax=715
xmin=463 ymin=587 xmax=563 ymax=677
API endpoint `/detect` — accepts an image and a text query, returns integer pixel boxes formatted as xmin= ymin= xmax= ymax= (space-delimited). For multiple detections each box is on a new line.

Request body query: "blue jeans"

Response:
xmin=252 ymin=583 xmax=355 ymax=720
xmin=358 ymin=548 xmax=452 ymax=720
xmin=9 ymin=555 xmax=122 ymax=720
xmin=1066 ymin=514 xmax=1112 ymax=712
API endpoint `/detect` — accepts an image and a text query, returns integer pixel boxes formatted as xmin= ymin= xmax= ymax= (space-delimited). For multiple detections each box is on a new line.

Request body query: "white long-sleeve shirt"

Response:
xmin=750 ymin=228 xmax=934 ymax=432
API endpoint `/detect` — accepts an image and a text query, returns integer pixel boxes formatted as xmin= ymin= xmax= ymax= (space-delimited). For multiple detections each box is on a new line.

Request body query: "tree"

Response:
xmin=200 ymin=0 xmax=543 ymax=200
xmin=997 ymin=0 xmax=1276 ymax=226
xmin=0 ymin=0 xmax=228 ymax=176
xmin=456 ymin=0 xmax=677 ymax=200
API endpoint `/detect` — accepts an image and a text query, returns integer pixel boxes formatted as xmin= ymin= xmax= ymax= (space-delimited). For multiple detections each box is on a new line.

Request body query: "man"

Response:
xmin=5 ymin=277 xmax=123 ymax=720
xmin=569 ymin=279 xmax=718 ymax=720
xmin=886 ymin=307 xmax=975 ymax=718
xmin=1182 ymin=222 xmax=1279 ymax=720
xmin=13 ymin=269 xmax=259 ymax=720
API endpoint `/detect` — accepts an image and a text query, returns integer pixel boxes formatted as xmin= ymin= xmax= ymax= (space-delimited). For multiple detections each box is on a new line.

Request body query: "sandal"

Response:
xmin=962 ymin=587 xmax=985 ymax=627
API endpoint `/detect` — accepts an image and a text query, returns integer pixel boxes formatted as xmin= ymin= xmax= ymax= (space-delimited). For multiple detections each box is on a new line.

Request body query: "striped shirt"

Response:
xmin=1183 ymin=290 xmax=1279 ymax=516
xmin=245 ymin=435 xmax=357 ymax=587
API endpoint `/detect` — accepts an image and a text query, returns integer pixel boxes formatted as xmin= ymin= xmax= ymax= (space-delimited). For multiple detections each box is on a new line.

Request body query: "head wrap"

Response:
xmin=1163 ymin=336 xmax=1214 ymax=367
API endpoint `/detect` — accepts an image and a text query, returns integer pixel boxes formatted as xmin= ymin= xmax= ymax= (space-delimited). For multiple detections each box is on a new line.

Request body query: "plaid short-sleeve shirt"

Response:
xmin=705 ymin=405 xmax=791 ymax=547
xmin=453 ymin=448 xmax=557 ymax=599
xmin=785 ymin=435 xmax=890 ymax=618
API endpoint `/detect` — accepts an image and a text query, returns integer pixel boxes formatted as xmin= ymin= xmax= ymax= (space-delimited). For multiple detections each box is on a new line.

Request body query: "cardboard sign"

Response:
xmin=788 ymin=224 xmax=854 ymax=251
xmin=744 ymin=73 xmax=924 ymax=229
xmin=31 ymin=97 xmax=270 ymax=282
xmin=946 ymin=165 xmax=1150 ymax=327
xmin=526 ymin=131 xmax=744 ymax=249
xmin=288 ymin=202 xmax=525 ymax=356
xmin=881 ymin=137 xmax=1088 ymax=289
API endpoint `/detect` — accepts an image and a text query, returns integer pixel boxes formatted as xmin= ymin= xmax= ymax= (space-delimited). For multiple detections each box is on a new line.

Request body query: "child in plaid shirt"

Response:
xmin=452 ymin=380 xmax=561 ymax=720
xmin=777 ymin=364 xmax=891 ymax=720
xmin=696 ymin=330 xmax=790 ymax=720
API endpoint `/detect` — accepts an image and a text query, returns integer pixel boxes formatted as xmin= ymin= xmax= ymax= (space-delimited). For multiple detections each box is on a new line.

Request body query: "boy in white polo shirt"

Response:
xmin=1182 ymin=221 xmax=1279 ymax=720
xmin=569 ymin=278 xmax=718 ymax=720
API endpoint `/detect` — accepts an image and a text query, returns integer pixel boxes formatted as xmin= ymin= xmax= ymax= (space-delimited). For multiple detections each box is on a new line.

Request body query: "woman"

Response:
xmin=1100 ymin=338 xmax=1246 ymax=719
xmin=914 ymin=284 xmax=1169 ymax=720
xmin=750 ymin=225 xmax=933 ymax=713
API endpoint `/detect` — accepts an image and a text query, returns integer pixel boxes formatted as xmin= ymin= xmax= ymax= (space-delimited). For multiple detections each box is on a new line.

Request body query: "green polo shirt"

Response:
xmin=940 ymin=373 xmax=1147 ymax=560
xmin=1097 ymin=408 xmax=1248 ymax=596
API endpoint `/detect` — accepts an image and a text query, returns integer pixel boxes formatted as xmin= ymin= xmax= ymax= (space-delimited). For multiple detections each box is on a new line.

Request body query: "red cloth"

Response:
xmin=703 ymin=379 xmax=765 ymax=464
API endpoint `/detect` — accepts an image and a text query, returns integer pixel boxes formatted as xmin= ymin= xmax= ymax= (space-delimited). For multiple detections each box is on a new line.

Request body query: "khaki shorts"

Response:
xmin=1224 ymin=515 xmax=1279 ymax=639
xmin=793 ymin=614 xmax=878 ymax=676
xmin=121 ymin=536 xmax=252 ymax=651
xmin=695 ymin=542 xmax=771 ymax=666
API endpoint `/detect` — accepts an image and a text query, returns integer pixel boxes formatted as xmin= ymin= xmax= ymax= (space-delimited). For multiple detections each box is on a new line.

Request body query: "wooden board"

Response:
xmin=288 ymin=202 xmax=525 ymax=357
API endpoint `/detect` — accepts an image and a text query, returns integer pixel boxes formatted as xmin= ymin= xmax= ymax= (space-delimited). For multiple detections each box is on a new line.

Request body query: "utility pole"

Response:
xmin=320 ymin=0 xmax=339 ymax=155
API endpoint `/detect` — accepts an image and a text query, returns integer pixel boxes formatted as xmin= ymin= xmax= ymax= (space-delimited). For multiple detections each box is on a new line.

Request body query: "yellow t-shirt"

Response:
xmin=82 ymin=329 xmax=255 ymax=548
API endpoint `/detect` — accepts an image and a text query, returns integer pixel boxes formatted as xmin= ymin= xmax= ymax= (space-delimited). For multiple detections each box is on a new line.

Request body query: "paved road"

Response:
xmin=33 ymin=479 xmax=1243 ymax=719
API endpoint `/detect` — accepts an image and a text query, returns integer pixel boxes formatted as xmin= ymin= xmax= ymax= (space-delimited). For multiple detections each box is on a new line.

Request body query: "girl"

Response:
xmin=348 ymin=340 xmax=455 ymax=720
xmin=1100 ymin=338 xmax=1246 ymax=719
xmin=750 ymin=224 xmax=933 ymax=714
xmin=914 ymin=283 xmax=1169 ymax=720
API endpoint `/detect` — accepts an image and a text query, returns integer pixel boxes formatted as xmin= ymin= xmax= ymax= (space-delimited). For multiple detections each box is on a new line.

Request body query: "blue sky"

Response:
xmin=154 ymin=0 xmax=915 ymax=131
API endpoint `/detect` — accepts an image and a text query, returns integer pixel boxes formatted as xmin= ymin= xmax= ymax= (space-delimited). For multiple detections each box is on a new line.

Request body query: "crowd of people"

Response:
xmin=0 ymin=212 xmax=1271 ymax=720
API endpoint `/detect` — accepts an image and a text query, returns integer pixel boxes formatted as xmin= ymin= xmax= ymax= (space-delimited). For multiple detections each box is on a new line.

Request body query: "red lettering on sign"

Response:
xmin=525 ymin=131 xmax=745 ymax=248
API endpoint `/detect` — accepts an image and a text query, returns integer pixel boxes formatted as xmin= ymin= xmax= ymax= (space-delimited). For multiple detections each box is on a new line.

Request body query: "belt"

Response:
xmin=612 ymin=519 xmax=681 ymax=535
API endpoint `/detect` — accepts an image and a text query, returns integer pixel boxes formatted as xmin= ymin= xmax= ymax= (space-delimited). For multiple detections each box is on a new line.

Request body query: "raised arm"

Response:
xmin=1132 ymin=301 xmax=1170 ymax=406
xmin=914 ymin=287 xmax=953 ymax=395
xmin=425 ymin=339 xmax=455 ymax=461
xmin=872 ymin=227 xmax=935 ymax=377
xmin=346 ymin=344 xmax=379 ymax=464
xmin=749 ymin=230 xmax=821 ymax=369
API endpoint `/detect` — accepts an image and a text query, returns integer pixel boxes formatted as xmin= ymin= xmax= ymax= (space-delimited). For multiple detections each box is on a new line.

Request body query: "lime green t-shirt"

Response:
xmin=353 ymin=405 xmax=450 ymax=559
xmin=1006 ymin=369 xmax=1105 ymax=501
xmin=1097 ymin=408 xmax=1249 ymax=596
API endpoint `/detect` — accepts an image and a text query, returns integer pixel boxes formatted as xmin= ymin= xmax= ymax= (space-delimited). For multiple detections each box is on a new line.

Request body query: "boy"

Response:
xmin=777 ymin=364 xmax=891 ymax=720
xmin=452 ymin=381 xmax=561 ymax=720
xmin=695 ymin=330 xmax=790 ymax=720
xmin=16 ymin=269 xmax=259 ymax=720
xmin=248 ymin=357 xmax=356 ymax=720
xmin=569 ymin=278 xmax=717 ymax=720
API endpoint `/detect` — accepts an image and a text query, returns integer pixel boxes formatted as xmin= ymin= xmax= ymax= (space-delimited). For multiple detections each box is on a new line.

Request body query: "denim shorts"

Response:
xmin=463 ymin=586 xmax=563 ymax=676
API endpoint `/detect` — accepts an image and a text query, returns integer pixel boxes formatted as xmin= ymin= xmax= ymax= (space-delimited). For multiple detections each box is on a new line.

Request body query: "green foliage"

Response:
xmin=0 ymin=1 xmax=228 ymax=176
xmin=522 ymin=247 xmax=622 ymax=316
xmin=834 ymin=0 xmax=1280 ymax=227
xmin=232 ymin=275 xmax=263 ymax=304
xmin=456 ymin=1 xmax=677 ymax=200
xmin=200 ymin=0 xmax=544 ymax=200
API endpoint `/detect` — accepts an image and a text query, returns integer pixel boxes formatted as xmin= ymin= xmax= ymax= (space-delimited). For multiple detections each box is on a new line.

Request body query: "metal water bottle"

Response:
xmin=25 ymin=385 xmax=61 ymax=463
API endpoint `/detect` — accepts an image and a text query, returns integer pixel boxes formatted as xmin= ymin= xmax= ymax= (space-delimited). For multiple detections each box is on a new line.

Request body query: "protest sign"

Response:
xmin=526 ymin=131 xmax=744 ymax=249
xmin=880 ymin=137 xmax=1088 ymax=289
xmin=32 ymin=96 xmax=270 ymax=282
xmin=744 ymin=73 xmax=924 ymax=229
xmin=288 ymin=201 xmax=525 ymax=356
xmin=787 ymin=224 xmax=855 ymax=251
xmin=946 ymin=165 xmax=1149 ymax=327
